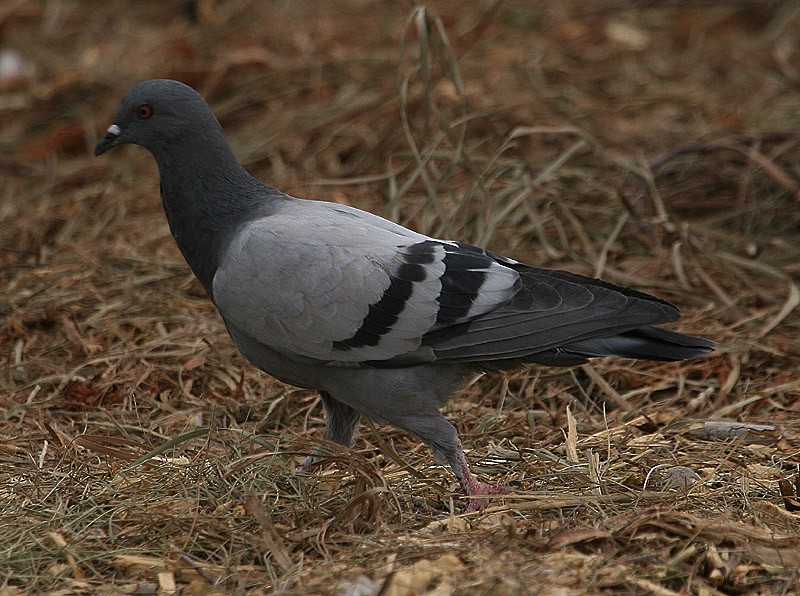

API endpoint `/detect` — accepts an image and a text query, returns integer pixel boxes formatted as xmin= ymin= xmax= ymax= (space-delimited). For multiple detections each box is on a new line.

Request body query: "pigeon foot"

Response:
xmin=454 ymin=448 xmax=512 ymax=513
xmin=461 ymin=481 xmax=512 ymax=513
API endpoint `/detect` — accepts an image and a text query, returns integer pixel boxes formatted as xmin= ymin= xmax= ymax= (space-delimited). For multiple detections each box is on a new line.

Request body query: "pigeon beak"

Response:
xmin=94 ymin=124 xmax=122 ymax=156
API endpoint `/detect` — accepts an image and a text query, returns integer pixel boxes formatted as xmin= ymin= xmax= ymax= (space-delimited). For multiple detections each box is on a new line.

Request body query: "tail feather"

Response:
xmin=560 ymin=325 xmax=716 ymax=362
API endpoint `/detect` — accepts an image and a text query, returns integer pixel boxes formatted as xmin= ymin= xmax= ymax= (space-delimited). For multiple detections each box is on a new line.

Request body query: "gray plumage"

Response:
xmin=96 ymin=80 xmax=715 ymax=511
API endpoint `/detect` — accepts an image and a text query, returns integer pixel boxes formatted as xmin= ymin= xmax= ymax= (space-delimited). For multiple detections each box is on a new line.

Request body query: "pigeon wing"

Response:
xmin=211 ymin=201 xmax=520 ymax=365
xmin=424 ymin=263 xmax=684 ymax=363
xmin=213 ymin=200 xmax=688 ymax=369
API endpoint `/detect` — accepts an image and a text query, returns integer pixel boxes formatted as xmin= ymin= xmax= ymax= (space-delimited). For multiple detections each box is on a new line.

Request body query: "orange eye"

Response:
xmin=136 ymin=104 xmax=153 ymax=119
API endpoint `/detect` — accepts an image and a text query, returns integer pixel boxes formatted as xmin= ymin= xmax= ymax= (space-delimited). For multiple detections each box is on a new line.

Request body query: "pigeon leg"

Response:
xmin=320 ymin=391 xmax=361 ymax=445
xmin=392 ymin=412 xmax=511 ymax=512
xmin=301 ymin=391 xmax=361 ymax=468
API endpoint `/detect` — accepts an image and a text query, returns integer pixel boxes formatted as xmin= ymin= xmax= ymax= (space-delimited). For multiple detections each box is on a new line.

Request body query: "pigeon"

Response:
xmin=96 ymin=79 xmax=715 ymax=511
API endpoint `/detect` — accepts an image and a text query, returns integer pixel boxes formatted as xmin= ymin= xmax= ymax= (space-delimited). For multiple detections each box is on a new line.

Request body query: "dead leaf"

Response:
xmin=549 ymin=528 xmax=612 ymax=550
xmin=385 ymin=555 xmax=465 ymax=596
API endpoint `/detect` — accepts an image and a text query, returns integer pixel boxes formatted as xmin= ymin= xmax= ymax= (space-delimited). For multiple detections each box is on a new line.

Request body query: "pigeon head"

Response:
xmin=95 ymin=79 xmax=223 ymax=157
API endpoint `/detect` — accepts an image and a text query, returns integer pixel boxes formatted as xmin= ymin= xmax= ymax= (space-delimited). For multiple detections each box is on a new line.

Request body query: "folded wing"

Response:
xmin=212 ymin=199 xmax=714 ymax=369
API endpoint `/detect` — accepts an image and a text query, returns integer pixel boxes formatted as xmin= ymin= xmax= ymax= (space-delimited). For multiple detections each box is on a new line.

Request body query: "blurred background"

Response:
xmin=2 ymin=1 xmax=800 ymax=593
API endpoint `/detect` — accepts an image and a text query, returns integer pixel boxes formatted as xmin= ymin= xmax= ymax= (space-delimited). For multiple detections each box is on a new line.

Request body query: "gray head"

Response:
xmin=94 ymin=79 xmax=275 ymax=295
xmin=95 ymin=79 xmax=224 ymax=157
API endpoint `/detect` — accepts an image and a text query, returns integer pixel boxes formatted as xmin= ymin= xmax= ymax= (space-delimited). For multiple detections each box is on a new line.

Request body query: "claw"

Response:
xmin=296 ymin=448 xmax=324 ymax=473
xmin=460 ymin=481 xmax=511 ymax=513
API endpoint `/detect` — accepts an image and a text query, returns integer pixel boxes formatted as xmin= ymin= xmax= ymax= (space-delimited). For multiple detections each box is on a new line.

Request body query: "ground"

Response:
xmin=2 ymin=1 xmax=800 ymax=594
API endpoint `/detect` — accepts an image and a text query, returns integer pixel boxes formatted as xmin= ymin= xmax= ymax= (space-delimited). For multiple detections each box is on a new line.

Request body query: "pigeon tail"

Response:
xmin=560 ymin=325 xmax=717 ymax=362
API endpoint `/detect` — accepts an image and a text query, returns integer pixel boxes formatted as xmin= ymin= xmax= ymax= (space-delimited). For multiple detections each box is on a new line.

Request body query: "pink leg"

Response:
xmin=454 ymin=448 xmax=511 ymax=513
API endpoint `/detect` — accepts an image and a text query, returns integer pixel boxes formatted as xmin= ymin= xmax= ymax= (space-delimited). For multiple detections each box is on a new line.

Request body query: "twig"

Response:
xmin=245 ymin=492 xmax=294 ymax=574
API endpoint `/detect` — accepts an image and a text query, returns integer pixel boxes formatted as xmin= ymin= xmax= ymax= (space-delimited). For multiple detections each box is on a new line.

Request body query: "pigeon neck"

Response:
xmin=153 ymin=137 xmax=265 ymax=297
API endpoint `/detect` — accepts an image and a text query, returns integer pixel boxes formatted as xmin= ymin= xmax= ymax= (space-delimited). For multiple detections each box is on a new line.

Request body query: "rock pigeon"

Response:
xmin=95 ymin=79 xmax=715 ymax=511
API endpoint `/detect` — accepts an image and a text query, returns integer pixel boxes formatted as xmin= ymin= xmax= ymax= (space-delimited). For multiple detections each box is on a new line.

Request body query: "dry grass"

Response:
xmin=2 ymin=0 xmax=800 ymax=593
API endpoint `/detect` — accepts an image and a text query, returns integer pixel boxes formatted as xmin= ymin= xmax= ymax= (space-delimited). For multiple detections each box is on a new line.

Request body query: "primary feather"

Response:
xmin=96 ymin=79 xmax=716 ymax=511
